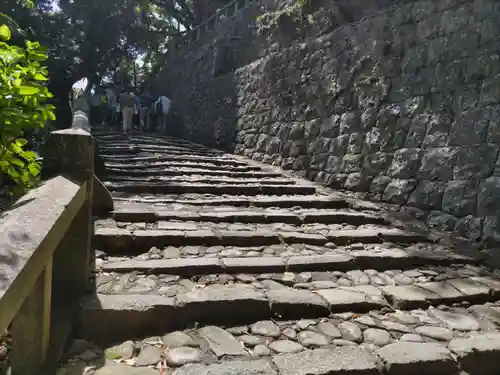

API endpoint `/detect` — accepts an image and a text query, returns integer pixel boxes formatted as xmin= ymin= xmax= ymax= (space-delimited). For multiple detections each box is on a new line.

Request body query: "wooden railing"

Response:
xmin=0 ymin=105 xmax=112 ymax=374
xmin=180 ymin=0 xmax=257 ymax=48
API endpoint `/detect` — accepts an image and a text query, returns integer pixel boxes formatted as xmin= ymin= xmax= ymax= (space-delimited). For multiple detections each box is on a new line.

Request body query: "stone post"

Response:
xmin=39 ymin=114 xmax=95 ymax=370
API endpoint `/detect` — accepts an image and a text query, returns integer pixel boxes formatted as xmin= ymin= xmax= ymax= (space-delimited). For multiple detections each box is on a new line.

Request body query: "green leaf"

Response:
xmin=33 ymin=72 xmax=47 ymax=81
xmin=10 ymin=158 xmax=24 ymax=168
xmin=0 ymin=25 xmax=11 ymax=41
xmin=18 ymin=85 xmax=40 ymax=95
xmin=28 ymin=163 xmax=41 ymax=176
xmin=15 ymin=138 xmax=27 ymax=146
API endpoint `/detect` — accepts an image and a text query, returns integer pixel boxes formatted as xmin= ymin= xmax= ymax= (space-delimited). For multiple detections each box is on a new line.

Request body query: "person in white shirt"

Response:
xmin=155 ymin=95 xmax=171 ymax=133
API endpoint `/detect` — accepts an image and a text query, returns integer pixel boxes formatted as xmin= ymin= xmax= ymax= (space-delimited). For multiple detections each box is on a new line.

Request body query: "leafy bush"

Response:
xmin=0 ymin=23 xmax=55 ymax=192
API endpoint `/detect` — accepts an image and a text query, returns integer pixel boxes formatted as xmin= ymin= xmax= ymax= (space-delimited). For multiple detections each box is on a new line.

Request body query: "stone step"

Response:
xmin=105 ymin=167 xmax=282 ymax=178
xmin=93 ymin=226 xmax=430 ymax=254
xmin=105 ymin=161 xmax=263 ymax=171
xmin=104 ymin=182 xmax=317 ymax=195
xmin=99 ymin=150 xmax=222 ymax=159
xmin=105 ymin=176 xmax=297 ymax=186
xmin=98 ymin=141 xmax=211 ymax=151
xmin=111 ymin=195 xmax=350 ymax=209
xmin=77 ymin=275 xmax=500 ymax=345
xmin=97 ymin=247 xmax=479 ymax=276
xmin=100 ymin=144 xmax=221 ymax=154
xmin=66 ymin=306 xmax=500 ymax=375
xmin=101 ymin=154 xmax=251 ymax=166
xmin=111 ymin=207 xmax=387 ymax=225
xmin=99 ymin=145 xmax=222 ymax=155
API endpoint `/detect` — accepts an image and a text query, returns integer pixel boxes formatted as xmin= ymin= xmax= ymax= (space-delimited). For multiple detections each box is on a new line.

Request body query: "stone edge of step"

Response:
xmin=99 ymin=249 xmax=479 ymax=275
xmin=80 ymin=276 xmax=500 ymax=324
xmin=93 ymin=227 xmax=432 ymax=248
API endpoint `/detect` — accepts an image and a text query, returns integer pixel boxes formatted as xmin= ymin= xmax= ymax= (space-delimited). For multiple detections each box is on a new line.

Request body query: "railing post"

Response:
xmin=42 ymin=111 xmax=94 ymax=294
xmin=10 ymin=260 xmax=53 ymax=375
xmin=234 ymin=0 xmax=239 ymax=15
xmin=40 ymin=111 xmax=95 ymax=370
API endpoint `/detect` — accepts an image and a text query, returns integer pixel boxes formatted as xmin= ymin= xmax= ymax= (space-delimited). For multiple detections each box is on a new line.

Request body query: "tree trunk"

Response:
xmin=49 ymin=81 xmax=73 ymax=130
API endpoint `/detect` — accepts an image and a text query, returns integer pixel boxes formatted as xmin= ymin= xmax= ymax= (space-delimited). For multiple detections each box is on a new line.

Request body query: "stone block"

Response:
xmin=344 ymin=173 xmax=371 ymax=192
xmin=418 ymin=147 xmax=458 ymax=180
xmin=315 ymin=287 xmax=385 ymax=312
xmin=173 ymin=360 xmax=277 ymax=375
xmin=388 ymin=148 xmax=423 ymax=179
xmin=266 ymin=287 xmax=330 ymax=319
xmin=480 ymin=15 xmax=500 ymax=45
xmin=405 ymin=114 xmax=430 ymax=148
xmin=339 ymin=111 xmax=361 ymax=135
xmin=329 ymin=135 xmax=349 ymax=156
xmin=421 ymin=114 xmax=451 ymax=148
xmin=449 ymin=333 xmax=500 ymax=375
xmin=380 ymin=285 xmax=439 ymax=309
xmin=272 ymin=347 xmax=380 ymax=375
xmin=427 ymin=210 xmax=458 ymax=231
xmin=454 ymin=145 xmax=498 ymax=180
xmin=479 ymin=75 xmax=500 ymax=106
xmin=342 ymin=154 xmax=363 ymax=173
xmin=454 ymin=215 xmax=482 ymax=241
xmin=440 ymin=6 xmax=472 ymax=35
xmin=427 ymin=36 xmax=448 ymax=64
xmin=347 ymin=132 xmax=364 ymax=154
xmin=325 ymin=155 xmax=343 ymax=173
xmin=482 ymin=216 xmax=500 ymax=243
xmin=407 ymin=181 xmax=444 ymax=210
xmin=453 ymin=85 xmax=479 ymax=111
xmin=362 ymin=152 xmax=392 ymax=177
xmin=370 ymin=176 xmax=392 ymax=194
xmin=487 ymin=105 xmax=500 ymax=143
xmin=382 ymin=179 xmax=418 ymax=205
xmin=478 ymin=177 xmax=500 ymax=216
xmin=176 ymin=285 xmax=270 ymax=324
xmin=432 ymin=61 xmax=462 ymax=93
xmin=442 ymin=180 xmax=479 ymax=217
xmin=449 ymin=107 xmax=491 ymax=146
xmin=376 ymin=342 xmax=458 ymax=375
xmin=363 ymin=127 xmax=382 ymax=153
xmin=319 ymin=116 xmax=339 ymax=138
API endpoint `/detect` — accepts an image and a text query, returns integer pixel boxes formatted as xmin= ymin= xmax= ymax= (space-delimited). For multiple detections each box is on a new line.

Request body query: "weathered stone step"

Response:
xmin=105 ymin=160 xmax=263 ymax=171
xmin=111 ymin=207 xmax=387 ymax=226
xmin=106 ymin=176 xmax=297 ymax=186
xmin=98 ymin=143 xmax=222 ymax=154
xmin=104 ymin=182 xmax=317 ymax=195
xmin=98 ymin=141 xmax=210 ymax=151
xmin=93 ymin=226 xmax=430 ymax=253
xmin=101 ymin=154 xmax=251 ymax=166
xmin=106 ymin=167 xmax=281 ymax=178
xmin=99 ymin=147 xmax=222 ymax=158
xmin=66 ymin=306 xmax=500 ymax=375
xmin=77 ymin=276 xmax=500 ymax=344
xmin=98 ymin=248 xmax=479 ymax=276
xmin=111 ymin=195 xmax=350 ymax=209
xmin=100 ymin=143 xmax=222 ymax=154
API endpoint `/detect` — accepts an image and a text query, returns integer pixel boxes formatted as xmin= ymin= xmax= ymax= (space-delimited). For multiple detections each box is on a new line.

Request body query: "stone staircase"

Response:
xmin=58 ymin=128 xmax=500 ymax=375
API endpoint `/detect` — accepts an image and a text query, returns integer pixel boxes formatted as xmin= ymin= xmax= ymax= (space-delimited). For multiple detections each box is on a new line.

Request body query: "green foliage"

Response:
xmin=0 ymin=24 xmax=55 ymax=192
xmin=256 ymin=0 xmax=313 ymax=34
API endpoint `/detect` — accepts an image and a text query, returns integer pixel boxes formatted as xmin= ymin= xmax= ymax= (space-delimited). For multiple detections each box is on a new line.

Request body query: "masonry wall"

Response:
xmin=159 ymin=0 xmax=500 ymax=243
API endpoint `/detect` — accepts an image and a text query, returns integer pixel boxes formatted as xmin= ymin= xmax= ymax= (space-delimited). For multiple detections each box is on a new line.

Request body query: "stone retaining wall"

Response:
xmin=158 ymin=0 xmax=500 ymax=243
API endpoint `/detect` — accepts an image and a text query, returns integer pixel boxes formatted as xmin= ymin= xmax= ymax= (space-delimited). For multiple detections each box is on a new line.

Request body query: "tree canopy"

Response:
xmin=1 ymin=0 xmax=231 ymax=127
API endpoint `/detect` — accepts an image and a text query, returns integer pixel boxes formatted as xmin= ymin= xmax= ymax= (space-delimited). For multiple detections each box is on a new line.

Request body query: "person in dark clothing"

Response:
xmin=140 ymin=92 xmax=155 ymax=131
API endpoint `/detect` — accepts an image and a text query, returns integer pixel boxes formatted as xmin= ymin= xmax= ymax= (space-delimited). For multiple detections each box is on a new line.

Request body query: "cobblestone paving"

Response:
xmin=59 ymin=129 xmax=500 ymax=375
